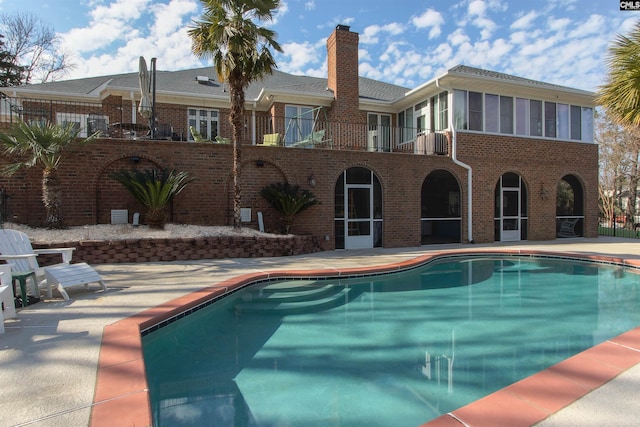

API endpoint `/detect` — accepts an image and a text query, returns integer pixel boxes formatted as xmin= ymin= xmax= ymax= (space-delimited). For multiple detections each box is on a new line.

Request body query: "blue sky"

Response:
xmin=0 ymin=0 xmax=637 ymax=91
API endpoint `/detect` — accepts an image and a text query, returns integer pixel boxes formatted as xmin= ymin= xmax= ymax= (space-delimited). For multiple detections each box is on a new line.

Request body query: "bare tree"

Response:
xmin=0 ymin=12 xmax=71 ymax=84
xmin=596 ymin=109 xmax=640 ymax=227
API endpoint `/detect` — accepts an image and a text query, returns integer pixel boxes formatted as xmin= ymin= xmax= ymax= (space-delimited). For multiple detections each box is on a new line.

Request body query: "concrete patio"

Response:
xmin=1 ymin=237 xmax=640 ymax=426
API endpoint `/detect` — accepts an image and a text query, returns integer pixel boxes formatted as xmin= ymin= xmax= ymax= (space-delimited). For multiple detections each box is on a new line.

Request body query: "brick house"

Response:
xmin=0 ymin=25 xmax=597 ymax=250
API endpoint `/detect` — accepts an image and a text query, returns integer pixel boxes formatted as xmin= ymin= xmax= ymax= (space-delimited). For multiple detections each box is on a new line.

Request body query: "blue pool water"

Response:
xmin=142 ymin=256 xmax=640 ymax=426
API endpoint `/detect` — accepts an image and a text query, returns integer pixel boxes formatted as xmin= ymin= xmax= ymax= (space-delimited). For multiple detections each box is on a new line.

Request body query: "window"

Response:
xmin=544 ymin=102 xmax=556 ymax=138
xmin=415 ymin=100 xmax=428 ymax=134
xmin=56 ymin=112 xmax=95 ymax=137
xmin=530 ymin=100 xmax=542 ymax=136
xmin=557 ymin=103 xmax=569 ymax=139
xmin=454 ymin=90 xmax=467 ymax=130
xmin=368 ymin=113 xmax=391 ymax=151
xmin=188 ymin=108 xmax=219 ymax=141
xmin=430 ymin=91 xmax=448 ymax=131
xmin=284 ymin=105 xmax=314 ymax=145
xmin=581 ymin=107 xmax=593 ymax=142
xmin=515 ymin=98 xmax=529 ymax=135
xmin=469 ymin=92 xmax=483 ymax=131
xmin=500 ymin=96 xmax=513 ymax=134
xmin=570 ymin=105 xmax=581 ymax=140
xmin=88 ymin=114 xmax=109 ymax=135
xmin=485 ymin=94 xmax=499 ymax=133
xmin=398 ymin=107 xmax=414 ymax=142
xmin=448 ymin=90 xmax=593 ymax=142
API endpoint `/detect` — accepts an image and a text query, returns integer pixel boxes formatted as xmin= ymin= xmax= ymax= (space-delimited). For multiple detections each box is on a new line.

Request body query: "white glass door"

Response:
xmin=501 ymin=189 xmax=520 ymax=242
xmin=345 ymin=185 xmax=373 ymax=249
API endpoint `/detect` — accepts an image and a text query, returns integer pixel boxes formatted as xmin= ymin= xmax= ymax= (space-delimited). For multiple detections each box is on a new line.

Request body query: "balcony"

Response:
xmin=0 ymin=96 xmax=449 ymax=156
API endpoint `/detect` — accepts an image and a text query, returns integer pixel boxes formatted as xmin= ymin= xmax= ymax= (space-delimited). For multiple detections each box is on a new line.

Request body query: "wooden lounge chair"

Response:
xmin=0 ymin=229 xmax=107 ymax=301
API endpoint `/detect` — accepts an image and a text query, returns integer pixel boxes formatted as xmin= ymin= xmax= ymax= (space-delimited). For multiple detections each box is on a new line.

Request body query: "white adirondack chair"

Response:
xmin=1 ymin=263 xmax=17 ymax=333
xmin=0 ymin=229 xmax=107 ymax=300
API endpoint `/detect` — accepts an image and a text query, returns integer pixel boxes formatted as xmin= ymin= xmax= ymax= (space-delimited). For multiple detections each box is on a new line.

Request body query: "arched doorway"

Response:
xmin=494 ymin=172 xmax=528 ymax=242
xmin=334 ymin=167 xmax=382 ymax=249
xmin=556 ymin=175 xmax=584 ymax=238
xmin=421 ymin=170 xmax=461 ymax=244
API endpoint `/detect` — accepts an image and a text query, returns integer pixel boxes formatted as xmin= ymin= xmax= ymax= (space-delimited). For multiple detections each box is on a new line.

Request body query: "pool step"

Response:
xmin=235 ymin=284 xmax=356 ymax=315
xmin=241 ymin=283 xmax=344 ymax=303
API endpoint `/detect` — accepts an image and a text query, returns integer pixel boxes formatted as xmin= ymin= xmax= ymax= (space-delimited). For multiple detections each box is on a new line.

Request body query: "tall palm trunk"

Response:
xmin=42 ymin=167 xmax=64 ymax=229
xmin=230 ymin=73 xmax=245 ymax=230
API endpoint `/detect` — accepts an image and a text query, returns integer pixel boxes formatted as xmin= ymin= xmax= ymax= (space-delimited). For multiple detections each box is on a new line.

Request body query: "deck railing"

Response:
xmin=0 ymin=95 xmax=449 ymax=155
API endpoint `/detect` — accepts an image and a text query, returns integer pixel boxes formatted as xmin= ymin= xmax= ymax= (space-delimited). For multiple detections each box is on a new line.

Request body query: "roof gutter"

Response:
xmin=436 ymin=78 xmax=474 ymax=244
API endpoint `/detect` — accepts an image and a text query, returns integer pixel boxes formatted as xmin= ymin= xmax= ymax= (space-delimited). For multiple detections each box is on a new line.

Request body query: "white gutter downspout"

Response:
xmin=436 ymin=78 xmax=474 ymax=243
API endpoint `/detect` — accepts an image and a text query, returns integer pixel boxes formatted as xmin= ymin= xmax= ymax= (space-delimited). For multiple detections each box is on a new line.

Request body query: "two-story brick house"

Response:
xmin=0 ymin=25 xmax=597 ymax=250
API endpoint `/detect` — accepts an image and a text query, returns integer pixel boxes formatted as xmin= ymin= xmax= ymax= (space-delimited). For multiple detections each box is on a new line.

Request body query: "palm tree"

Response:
xmin=0 ymin=119 xmax=100 ymax=229
xmin=189 ymin=0 xmax=282 ymax=230
xmin=110 ymin=168 xmax=195 ymax=230
xmin=597 ymin=21 xmax=640 ymax=126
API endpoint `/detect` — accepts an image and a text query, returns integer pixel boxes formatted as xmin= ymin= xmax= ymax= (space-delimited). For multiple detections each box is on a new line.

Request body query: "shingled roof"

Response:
xmin=9 ymin=66 xmax=409 ymax=104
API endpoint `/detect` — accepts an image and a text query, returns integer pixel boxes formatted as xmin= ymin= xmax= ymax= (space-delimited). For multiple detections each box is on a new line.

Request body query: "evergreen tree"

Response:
xmin=0 ymin=34 xmax=22 ymax=86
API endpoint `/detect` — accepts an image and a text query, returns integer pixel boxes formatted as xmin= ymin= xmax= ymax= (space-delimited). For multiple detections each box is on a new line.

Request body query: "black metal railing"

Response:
xmin=0 ymin=95 xmax=449 ymax=155
xmin=599 ymin=215 xmax=640 ymax=239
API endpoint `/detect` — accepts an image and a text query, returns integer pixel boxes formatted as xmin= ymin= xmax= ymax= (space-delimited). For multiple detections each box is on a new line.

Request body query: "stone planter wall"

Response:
xmin=33 ymin=235 xmax=321 ymax=265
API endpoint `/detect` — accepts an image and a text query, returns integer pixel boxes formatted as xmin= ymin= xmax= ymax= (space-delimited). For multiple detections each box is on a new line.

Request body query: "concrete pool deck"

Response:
xmin=1 ymin=237 xmax=639 ymax=426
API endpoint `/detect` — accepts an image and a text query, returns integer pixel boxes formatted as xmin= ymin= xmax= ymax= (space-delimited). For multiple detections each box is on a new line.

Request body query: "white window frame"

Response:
xmin=188 ymin=108 xmax=219 ymax=142
xmin=451 ymin=91 xmax=593 ymax=142
xmin=56 ymin=112 xmax=88 ymax=137
xmin=284 ymin=105 xmax=314 ymax=145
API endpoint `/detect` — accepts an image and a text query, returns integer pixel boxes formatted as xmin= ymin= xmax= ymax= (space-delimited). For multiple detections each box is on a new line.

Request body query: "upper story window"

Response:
xmin=398 ymin=107 xmax=414 ymax=143
xmin=284 ymin=105 xmax=314 ymax=145
xmin=430 ymin=91 xmax=448 ymax=131
xmin=453 ymin=90 xmax=593 ymax=142
xmin=188 ymin=108 xmax=219 ymax=141
xmin=56 ymin=112 xmax=108 ymax=138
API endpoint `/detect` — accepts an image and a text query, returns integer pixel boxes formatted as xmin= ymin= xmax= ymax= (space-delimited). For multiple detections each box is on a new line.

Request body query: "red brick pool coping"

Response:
xmin=89 ymin=249 xmax=640 ymax=427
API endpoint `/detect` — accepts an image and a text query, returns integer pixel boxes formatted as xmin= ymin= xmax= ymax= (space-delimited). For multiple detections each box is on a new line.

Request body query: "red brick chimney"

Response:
xmin=327 ymin=25 xmax=360 ymax=123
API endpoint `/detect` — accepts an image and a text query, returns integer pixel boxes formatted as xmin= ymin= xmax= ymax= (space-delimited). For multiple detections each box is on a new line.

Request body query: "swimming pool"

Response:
xmin=142 ymin=255 xmax=640 ymax=426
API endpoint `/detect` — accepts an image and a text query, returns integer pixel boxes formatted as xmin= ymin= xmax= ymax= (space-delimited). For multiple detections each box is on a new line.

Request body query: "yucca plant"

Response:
xmin=260 ymin=182 xmax=319 ymax=234
xmin=110 ymin=168 xmax=195 ymax=229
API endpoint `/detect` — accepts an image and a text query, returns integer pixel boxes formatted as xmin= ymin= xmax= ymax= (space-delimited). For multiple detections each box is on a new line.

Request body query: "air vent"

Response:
xmin=196 ymin=75 xmax=210 ymax=84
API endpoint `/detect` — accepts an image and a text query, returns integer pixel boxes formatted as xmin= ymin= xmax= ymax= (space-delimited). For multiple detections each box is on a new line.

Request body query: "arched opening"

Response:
xmin=494 ymin=172 xmax=528 ymax=242
xmin=556 ymin=174 xmax=584 ymax=238
xmin=420 ymin=170 xmax=461 ymax=244
xmin=334 ymin=167 xmax=382 ymax=249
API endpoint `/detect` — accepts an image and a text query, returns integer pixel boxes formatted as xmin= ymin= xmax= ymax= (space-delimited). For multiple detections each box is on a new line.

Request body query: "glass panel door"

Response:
xmin=501 ymin=189 xmax=520 ymax=241
xmin=346 ymin=186 xmax=373 ymax=249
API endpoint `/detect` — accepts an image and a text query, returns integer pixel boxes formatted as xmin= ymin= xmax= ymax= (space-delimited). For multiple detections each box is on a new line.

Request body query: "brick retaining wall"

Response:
xmin=33 ymin=235 xmax=321 ymax=265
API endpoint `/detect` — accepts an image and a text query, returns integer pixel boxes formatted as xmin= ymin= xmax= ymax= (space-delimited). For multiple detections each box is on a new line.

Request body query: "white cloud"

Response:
xmin=360 ymin=22 xmax=404 ymax=45
xmin=272 ymin=0 xmax=288 ymax=25
xmin=60 ymin=0 xmax=202 ymax=80
xmin=304 ymin=1 xmax=315 ymax=11
xmin=448 ymin=29 xmax=470 ymax=46
xmin=411 ymin=8 xmax=444 ymax=39
xmin=511 ymin=11 xmax=538 ymax=30
xmin=278 ymin=40 xmax=323 ymax=74
xmin=466 ymin=0 xmax=500 ymax=40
